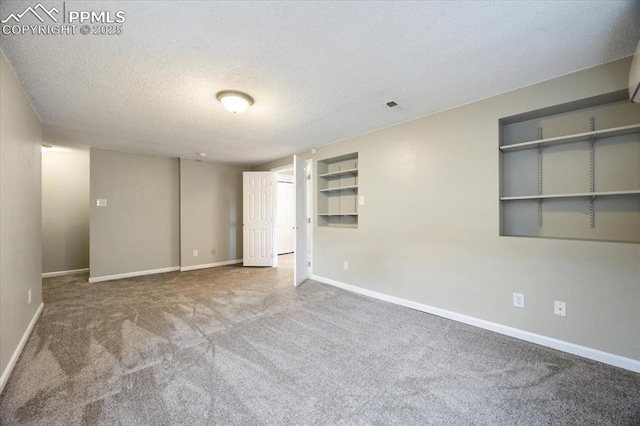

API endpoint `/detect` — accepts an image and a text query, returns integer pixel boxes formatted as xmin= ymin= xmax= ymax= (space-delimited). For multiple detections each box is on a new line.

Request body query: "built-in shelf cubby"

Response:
xmin=499 ymin=90 xmax=640 ymax=243
xmin=317 ymin=153 xmax=358 ymax=228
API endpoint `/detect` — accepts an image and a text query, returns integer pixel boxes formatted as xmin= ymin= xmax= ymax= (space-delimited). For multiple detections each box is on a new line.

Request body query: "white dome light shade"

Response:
xmin=216 ymin=90 xmax=254 ymax=113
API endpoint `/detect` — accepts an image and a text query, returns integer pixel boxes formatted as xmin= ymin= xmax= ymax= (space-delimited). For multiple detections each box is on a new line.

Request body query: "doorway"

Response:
xmin=273 ymin=158 xmax=312 ymax=286
xmin=41 ymin=146 xmax=90 ymax=277
xmin=275 ymin=168 xmax=295 ymax=255
xmin=243 ymin=157 xmax=311 ymax=286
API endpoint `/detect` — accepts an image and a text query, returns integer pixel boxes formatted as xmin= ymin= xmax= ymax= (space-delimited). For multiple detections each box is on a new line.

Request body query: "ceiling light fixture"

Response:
xmin=216 ymin=90 xmax=254 ymax=113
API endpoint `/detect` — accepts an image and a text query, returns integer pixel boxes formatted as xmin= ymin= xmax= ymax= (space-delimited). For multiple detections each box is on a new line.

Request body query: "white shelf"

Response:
xmin=500 ymin=190 xmax=640 ymax=201
xmin=319 ymin=185 xmax=358 ymax=193
xmin=318 ymin=153 xmax=359 ymax=228
xmin=500 ymin=123 xmax=640 ymax=152
xmin=319 ymin=168 xmax=359 ymax=178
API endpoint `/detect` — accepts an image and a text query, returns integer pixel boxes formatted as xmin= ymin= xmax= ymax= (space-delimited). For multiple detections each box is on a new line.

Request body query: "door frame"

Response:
xmin=271 ymin=164 xmax=294 ymax=268
xmin=305 ymin=158 xmax=313 ymax=277
xmin=271 ymin=160 xmax=313 ymax=285
xmin=275 ymin=175 xmax=295 ymax=255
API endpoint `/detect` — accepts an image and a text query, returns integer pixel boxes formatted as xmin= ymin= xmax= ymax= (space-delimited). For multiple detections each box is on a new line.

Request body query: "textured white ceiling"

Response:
xmin=1 ymin=1 xmax=639 ymax=165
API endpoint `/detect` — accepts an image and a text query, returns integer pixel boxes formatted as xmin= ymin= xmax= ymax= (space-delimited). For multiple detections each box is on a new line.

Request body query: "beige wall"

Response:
xmin=42 ymin=149 xmax=89 ymax=273
xmin=90 ymin=149 xmax=180 ymax=279
xmin=0 ymin=52 xmax=43 ymax=387
xmin=257 ymin=57 xmax=640 ymax=361
xmin=180 ymin=159 xmax=244 ymax=267
xmin=253 ymin=155 xmax=294 ymax=172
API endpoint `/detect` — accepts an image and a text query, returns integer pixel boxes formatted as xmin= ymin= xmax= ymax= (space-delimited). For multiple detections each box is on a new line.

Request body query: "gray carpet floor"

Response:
xmin=1 ymin=254 xmax=639 ymax=425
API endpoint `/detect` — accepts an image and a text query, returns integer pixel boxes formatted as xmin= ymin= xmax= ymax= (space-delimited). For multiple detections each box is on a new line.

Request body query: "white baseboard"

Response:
xmin=89 ymin=259 xmax=244 ymax=283
xmin=311 ymin=274 xmax=640 ymax=374
xmin=180 ymin=259 xmax=243 ymax=272
xmin=0 ymin=302 xmax=44 ymax=394
xmin=89 ymin=266 xmax=180 ymax=283
xmin=42 ymin=268 xmax=89 ymax=278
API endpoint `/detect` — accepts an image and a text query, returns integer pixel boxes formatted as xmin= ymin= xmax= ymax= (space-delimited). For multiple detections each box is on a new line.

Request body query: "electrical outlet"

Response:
xmin=554 ymin=301 xmax=566 ymax=316
xmin=513 ymin=293 xmax=525 ymax=308
xmin=28 ymin=289 xmax=31 ymax=304
xmin=211 ymin=249 xmax=217 ymax=256
xmin=193 ymin=249 xmax=198 ymax=257
xmin=343 ymin=261 xmax=349 ymax=270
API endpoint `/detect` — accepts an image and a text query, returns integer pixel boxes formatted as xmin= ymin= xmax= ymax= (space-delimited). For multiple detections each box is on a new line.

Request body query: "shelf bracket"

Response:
xmin=537 ymin=128 xmax=543 ymax=197
xmin=537 ymin=199 xmax=543 ymax=228
xmin=537 ymin=127 xmax=543 ymax=227
xmin=537 ymin=146 xmax=543 ymax=196
xmin=537 ymin=127 xmax=543 ymax=148
xmin=589 ymin=117 xmax=595 ymax=228
xmin=589 ymin=139 xmax=595 ymax=193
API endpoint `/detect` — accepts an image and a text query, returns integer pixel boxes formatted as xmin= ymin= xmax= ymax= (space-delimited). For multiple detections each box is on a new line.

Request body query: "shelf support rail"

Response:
xmin=589 ymin=117 xmax=595 ymax=228
xmin=537 ymin=127 xmax=543 ymax=227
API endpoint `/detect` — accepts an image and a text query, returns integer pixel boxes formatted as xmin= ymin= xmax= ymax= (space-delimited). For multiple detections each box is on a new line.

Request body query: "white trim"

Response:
xmin=180 ymin=259 xmax=243 ymax=272
xmin=276 ymin=175 xmax=294 ymax=183
xmin=0 ymin=302 xmax=43 ymax=394
xmin=311 ymin=274 xmax=640 ymax=373
xmin=42 ymin=268 xmax=89 ymax=278
xmin=89 ymin=266 xmax=180 ymax=283
xmin=306 ymin=159 xmax=313 ymax=278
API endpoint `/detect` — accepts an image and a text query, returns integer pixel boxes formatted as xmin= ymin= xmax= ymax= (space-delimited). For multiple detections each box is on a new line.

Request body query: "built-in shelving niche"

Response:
xmin=499 ymin=90 xmax=640 ymax=243
xmin=317 ymin=152 xmax=358 ymax=228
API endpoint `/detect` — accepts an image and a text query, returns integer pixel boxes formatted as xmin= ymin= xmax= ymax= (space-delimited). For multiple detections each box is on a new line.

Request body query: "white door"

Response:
xmin=294 ymin=155 xmax=309 ymax=286
xmin=243 ymin=172 xmax=274 ymax=267
xmin=276 ymin=181 xmax=295 ymax=254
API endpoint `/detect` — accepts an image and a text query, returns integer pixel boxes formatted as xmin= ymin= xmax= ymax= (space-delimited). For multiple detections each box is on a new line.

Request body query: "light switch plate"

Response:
xmin=96 ymin=199 xmax=107 ymax=207
xmin=359 ymin=196 xmax=365 ymax=206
